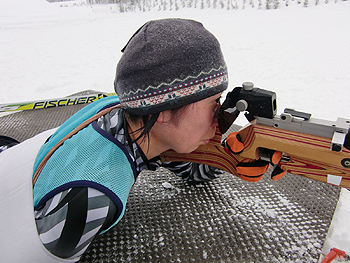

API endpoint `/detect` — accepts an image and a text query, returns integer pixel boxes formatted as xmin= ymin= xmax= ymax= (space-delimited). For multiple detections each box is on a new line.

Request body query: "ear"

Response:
xmin=157 ymin=110 xmax=172 ymax=123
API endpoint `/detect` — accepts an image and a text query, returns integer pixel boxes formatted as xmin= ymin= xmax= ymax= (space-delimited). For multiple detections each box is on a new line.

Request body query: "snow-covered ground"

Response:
xmin=1 ymin=0 xmax=350 ymax=124
xmin=323 ymin=188 xmax=350 ymax=258
xmin=1 ymin=0 xmax=349 ymax=258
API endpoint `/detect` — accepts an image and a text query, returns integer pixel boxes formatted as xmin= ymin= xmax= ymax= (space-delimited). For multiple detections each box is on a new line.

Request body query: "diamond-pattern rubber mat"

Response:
xmin=0 ymin=92 xmax=341 ymax=262
xmin=79 ymin=168 xmax=339 ymax=262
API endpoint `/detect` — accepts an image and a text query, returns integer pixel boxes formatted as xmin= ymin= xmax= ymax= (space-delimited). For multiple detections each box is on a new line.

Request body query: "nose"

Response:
xmin=212 ymin=119 xmax=218 ymax=129
xmin=212 ymin=114 xmax=219 ymax=125
xmin=214 ymin=102 xmax=220 ymax=118
xmin=212 ymin=102 xmax=220 ymax=127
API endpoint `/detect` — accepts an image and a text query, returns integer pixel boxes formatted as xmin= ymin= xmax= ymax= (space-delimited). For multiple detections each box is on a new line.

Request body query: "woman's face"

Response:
xmin=156 ymin=93 xmax=221 ymax=154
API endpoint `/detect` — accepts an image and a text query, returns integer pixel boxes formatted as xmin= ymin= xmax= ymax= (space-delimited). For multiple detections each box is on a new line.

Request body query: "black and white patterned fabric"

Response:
xmin=35 ymin=108 xmax=223 ymax=260
xmin=0 ymin=135 xmax=19 ymax=153
xmin=35 ymin=188 xmax=116 ymax=259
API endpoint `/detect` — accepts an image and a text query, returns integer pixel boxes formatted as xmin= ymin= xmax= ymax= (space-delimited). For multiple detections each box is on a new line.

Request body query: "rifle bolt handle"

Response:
xmin=236 ymin=99 xmax=248 ymax=112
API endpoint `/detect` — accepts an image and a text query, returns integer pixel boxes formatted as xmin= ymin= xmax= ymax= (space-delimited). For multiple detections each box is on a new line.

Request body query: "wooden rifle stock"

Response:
xmin=161 ymin=123 xmax=350 ymax=189
xmin=239 ymin=121 xmax=350 ymax=188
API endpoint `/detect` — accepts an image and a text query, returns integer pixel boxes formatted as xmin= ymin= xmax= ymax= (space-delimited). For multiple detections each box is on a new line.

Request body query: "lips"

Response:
xmin=205 ymin=131 xmax=216 ymax=144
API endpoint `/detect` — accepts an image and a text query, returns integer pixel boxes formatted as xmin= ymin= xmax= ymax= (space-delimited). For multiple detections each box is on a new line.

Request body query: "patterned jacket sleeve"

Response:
xmin=161 ymin=161 xmax=224 ymax=183
xmin=35 ymin=187 xmax=117 ymax=260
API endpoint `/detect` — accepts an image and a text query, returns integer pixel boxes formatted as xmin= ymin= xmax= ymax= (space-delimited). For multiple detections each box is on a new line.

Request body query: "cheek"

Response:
xmin=187 ymin=114 xmax=215 ymax=142
xmin=177 ymin=105 xmax=216 ymax=138
xmin=202 ymin=109 xmax=217 ymax=129
xmin=172 ymin=113 xmax=216 ymax=153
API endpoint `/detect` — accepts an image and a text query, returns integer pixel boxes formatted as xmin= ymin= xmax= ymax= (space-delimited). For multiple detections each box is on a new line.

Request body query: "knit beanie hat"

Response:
xmin=114 ymin=18 xmax=228 ymax=115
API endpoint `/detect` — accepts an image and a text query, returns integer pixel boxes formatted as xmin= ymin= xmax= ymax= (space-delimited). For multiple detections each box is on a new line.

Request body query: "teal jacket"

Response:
xmin=32 ymin=96 xmax=136 ymax=232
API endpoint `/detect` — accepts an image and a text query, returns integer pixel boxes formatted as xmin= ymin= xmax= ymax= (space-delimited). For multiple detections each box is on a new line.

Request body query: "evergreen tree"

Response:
xmin=187 ymin=0 xmax=193 ymax=8
xmin=175 ymin=0 xmax=180 ymax=10
xmin=220 ymin=0 xmax=225 ymax=8
xmin=119 ymin=2 xmax=125 ymax=12
xmin=249 ymin=0 xmax=255 ymax=8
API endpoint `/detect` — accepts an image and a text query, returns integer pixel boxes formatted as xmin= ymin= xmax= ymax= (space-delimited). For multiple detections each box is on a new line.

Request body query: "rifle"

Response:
xmin=161 ymin=82 xmax=350 ymax=189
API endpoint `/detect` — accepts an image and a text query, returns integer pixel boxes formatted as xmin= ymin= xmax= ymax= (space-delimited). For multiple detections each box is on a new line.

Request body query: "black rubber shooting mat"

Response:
xmin=0 ymin=92 xmax=341 ymax=262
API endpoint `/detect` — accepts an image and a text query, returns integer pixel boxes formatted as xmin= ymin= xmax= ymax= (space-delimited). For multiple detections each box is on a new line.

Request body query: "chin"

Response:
xmin=175 ymin=146 xmax=197 ymax=154
xmin=176 ymin=149 xmax=194 ymax=154
xmin=174 ymin=142 xmax=204 ymax=154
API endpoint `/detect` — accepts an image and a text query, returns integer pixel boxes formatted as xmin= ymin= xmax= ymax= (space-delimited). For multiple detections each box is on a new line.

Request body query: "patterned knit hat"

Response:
xmin=114 ymin=18 xmax=228 ymax=115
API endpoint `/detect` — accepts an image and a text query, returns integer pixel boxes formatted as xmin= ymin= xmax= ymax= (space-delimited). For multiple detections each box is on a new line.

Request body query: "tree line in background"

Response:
xmin=58 ymin=0 xmax=343 ymax=12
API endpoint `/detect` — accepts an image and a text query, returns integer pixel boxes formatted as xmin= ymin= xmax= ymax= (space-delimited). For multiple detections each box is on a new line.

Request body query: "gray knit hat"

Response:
xmin=114 ymin=18 xmax=228 ymax=115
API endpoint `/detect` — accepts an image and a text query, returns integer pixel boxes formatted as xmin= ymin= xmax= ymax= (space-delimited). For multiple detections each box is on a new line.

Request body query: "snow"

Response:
xmin=323 ymin=188 xmax=350 ymax=255
xmin=1 ymin=0 xmax=350 ymax=125
xmin=1 ymin=0 xmax=350 ymax=258
xmin=162 ymin=181 xmax=175 ymax=189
